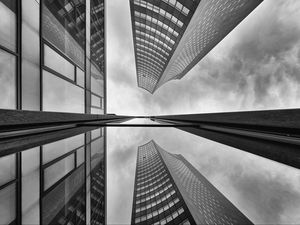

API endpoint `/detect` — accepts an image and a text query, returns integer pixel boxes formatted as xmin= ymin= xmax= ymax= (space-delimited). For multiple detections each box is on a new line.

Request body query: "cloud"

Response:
xmin=108 ymin=0 xmax=300 ymax=115
xmin=106 ymin=0 xmax=300 ymax=224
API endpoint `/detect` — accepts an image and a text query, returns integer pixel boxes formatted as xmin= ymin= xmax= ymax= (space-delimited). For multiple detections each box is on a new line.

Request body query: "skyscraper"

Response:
xmin=131 ymin=140 xmax=253 ymax=225
xmin=0 ymin=0 xmax=107 ymax=224
xmin=130 ymin=0 xmax=263 ymax=93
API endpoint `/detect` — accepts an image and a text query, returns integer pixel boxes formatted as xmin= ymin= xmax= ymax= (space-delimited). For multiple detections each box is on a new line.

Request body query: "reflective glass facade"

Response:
xmin=0 ymin=0 xmax=106 ymax=224
xmin=157 ymin=143 xmax=254 ymax=225
xmin=130 ymin=0 xmax=200 ymax=93
xmin=132 ymin=140 xmax=253 ymax=225
xmin=131 ymin=141 xmax=195 ymax=225
xmin=130 ymin=0 xmax=263 ymax=93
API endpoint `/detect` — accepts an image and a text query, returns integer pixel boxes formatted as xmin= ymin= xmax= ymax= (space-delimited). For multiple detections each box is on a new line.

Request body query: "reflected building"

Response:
xmin=131 ymin=140 xmax=253 ymax=225
xmin=0 ymin=0 xmax=106 ymax=224
xmin=130 ymin=0 xmax=263 ymax=93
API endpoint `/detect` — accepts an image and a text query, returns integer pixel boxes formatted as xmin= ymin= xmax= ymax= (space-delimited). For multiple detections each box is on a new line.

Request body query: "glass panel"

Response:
xmin=90 ymin=130 xmax=105 ymax=223
xmin=22 ymin=0 xmax=40 ymax=110
xmin=91 ymin=129 xmax=101 ymax=140
xmin=76 ymin=147 xmax=85 ymax=166
xmin=0 ymin=49 xmax=16 ymax=109
xmin=43 ymin=70 xmax=85 ymax=113
xmin=42 ymin=0 xmax=85 ymax=68
xmin=91 ymin=107 xmax=103 ymax=115
xmin=76 ymin=67 xmax=85 ymax=87
xmin=22 ymin=61 xmax=40 ymax=111
xmin=91 ymin=94 xmax=101 ymax=107
xmin=43 ymin=134 xmax=84 ymax=164
xmin=0 ymin=183 xmax=16 ymax=225
xmin=0 ymin=0 xmax=16 ymax=51
xmin=91 ymin=137 xmax=104 ymax=170
xmin=44 ymin=154 xmax=75 ymax=190
xmin=91 ymin=63 xmax=104 ymax=96
xmin=0 ymin=154 xmax=15 ymax=186
xmin=42 ymin=166 xmax=85 ymax=225
xmin=91 ymin=0 xmax=104 ymax=76
xmin=44 ymin=44 xmax=75 ymax=80
xmin=22 ymin=147 xmax=40 ymax=225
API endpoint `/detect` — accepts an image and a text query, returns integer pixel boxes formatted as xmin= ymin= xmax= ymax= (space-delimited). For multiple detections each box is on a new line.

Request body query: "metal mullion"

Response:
xmin=42 ymin=147 xmax=80 ymax=170
xmin=91 ymin=106 xmax=101 ymax=110
xmin=0 ymin=45 xmax=19 ymax=56
xmin=56 ymin=0 xmax=85 ymax=38
xmin=42 ymin=39 xmax=78 ymax=68
xmin=90 ymin=91 xmax=103 ymax=98
xmin=16 ymin=0 xmax=22 ymax=223
xmin=42 ymin=163 xmax=84 ymax=197
xmin=39 ymin=1 xmax=44 ymax=224
xmin=42 ymin=65 xmax=85 ymax=90
xmin=0 ymin=179 xmax=18 ymax=191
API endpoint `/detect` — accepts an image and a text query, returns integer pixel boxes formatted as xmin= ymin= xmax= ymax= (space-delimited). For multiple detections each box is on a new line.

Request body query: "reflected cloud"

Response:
xmin=106 ymin=0 xmax=300 ymax=224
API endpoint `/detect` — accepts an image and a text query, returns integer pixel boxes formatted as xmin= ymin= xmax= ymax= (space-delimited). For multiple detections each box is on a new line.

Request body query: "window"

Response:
xmin=44 ymin=44 xmax=75 ymax=81
xmin=0 ymin=49 xmax=16 ymax=109
xmin=0 ymin=0 xmax=16 ymax=51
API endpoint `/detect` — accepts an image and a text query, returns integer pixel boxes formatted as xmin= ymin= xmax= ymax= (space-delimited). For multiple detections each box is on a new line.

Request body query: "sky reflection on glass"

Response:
xmin=107 ymin=126 xmax=300 ymax=224
xmin=106 ymin=1 xmax=300 ymax=223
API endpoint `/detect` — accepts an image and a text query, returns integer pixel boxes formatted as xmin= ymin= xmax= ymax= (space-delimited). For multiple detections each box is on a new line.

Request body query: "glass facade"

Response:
xmin=157 ymin=142 xmax=253 ymax=225
xmin=132 ymin=140 xmax=254 ymax=225
xmin=130 ymin=0 xmax=200 ymax=93
xmin=130 ymin=0 xmax=263 ymax=93
xmin=0 ymin=0 xmax=106 ymax=224
xmin=131 ymin=141 xmax=195 ymax=225
xmin=157 ymin=0 xmax=263 ymax=89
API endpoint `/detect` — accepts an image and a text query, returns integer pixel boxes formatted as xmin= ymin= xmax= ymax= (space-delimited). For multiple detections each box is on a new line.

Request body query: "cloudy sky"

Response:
xmin=106 ymin=0 xmax=300 ymax=224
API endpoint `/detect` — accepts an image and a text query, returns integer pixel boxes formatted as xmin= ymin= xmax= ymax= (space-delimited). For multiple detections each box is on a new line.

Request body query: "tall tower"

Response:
xmin=131 ymin=140 xmax=253 ymax=225
xmin=130 ymin=0 xmax=263 ymax=93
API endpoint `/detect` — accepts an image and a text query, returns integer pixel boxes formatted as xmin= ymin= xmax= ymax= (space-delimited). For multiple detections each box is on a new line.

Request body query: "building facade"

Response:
xmin=131 ymin=140 xmax=253 ymax=225
xmin=129 ymin=0 xmax=201 ymax=93
xmin=0 ymin=0 xmax=106 ymax=224
xmin=130 ymin=0 xmax=263 ymax=93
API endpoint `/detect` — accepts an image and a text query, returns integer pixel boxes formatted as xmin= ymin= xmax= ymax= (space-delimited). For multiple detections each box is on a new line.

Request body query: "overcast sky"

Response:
xmin=106 ymin=0 xmax=300 ymax=224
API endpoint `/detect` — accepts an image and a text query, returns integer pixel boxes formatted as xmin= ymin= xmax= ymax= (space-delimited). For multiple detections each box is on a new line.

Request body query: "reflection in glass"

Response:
xmin=0 ymin=154 xmax=15 ymax=186
xmin=44 ymin=44 xmax=75 ymax=80
xmin=77 ymin=67 xmax=85 ymax=87
xmin=43 ymin=134 xmax=84 ymax=164
xmin=92 ymin=94 xmax=101 ymax=107
xmin=90 ymin=135 xmax=105 ymax=225
xmin=42 ymin=165 xmax=85 ymax=225
xmin=0 ymin=183 xmax=16 ymax=225
xmin=77 ymin=147 xmax=85 ymax=166
xmin=43 ymin=70 xmax=85 ymax=113
xmin=91 ymin=0 xmax=104 ymax=75
xmin=22 ymin=0 xmax=40 ymax=110
xmin=91 ymin=128 xmax=101 ymax=140
xmin=22 ymin=147 xmax=40 ymax=225
xmin=0 ymin=49 xmax=16 ymax=109
xmin=91 ymin=63 xmax=104 ymax=96
xmin=0 ymin=0 xmax=16 ymax=51
xmin=91 ymin=107 xmax=103 ymax=115
xmin=44 ymin=154 xmax=75 ymax=190
xmin=42 ymin=0 xmax=85 ymax=68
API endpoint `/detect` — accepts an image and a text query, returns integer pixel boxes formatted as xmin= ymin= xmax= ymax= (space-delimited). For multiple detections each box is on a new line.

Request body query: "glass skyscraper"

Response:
xmin=131 ymin=140 xmax=253 ymax=225
xmin=0 ymin=0 xmax=106 ymax=224
xmin=130 ymin=0 xmax=263 ymax=93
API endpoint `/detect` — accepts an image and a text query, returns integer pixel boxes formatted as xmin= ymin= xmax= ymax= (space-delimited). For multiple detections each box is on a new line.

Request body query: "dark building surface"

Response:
xmin=131 ymin=140 xmax=253 ymax=225
xmin=130 ymin=0 xmax=263 ymax=93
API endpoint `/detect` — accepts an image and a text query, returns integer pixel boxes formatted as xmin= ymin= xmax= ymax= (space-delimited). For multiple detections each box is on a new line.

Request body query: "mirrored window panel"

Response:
xmin=0 ymin=0 xmax=16 ymax=51
xmin=42 ymin=0 xmax=85 ymax=68
xmin=43 ymin=70 xmax=85 ymax=113
xmin=0 ymin=49 xmax=16 ymax=109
